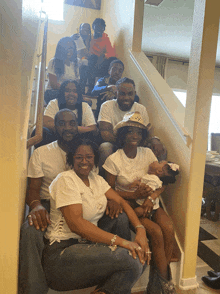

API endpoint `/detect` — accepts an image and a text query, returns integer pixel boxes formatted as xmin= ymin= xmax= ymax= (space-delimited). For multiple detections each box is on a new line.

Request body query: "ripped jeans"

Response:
xmin=42 ymin=238 xmax=146 ymax=294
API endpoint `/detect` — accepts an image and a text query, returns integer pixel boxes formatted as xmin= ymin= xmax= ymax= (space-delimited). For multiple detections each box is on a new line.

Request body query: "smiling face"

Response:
xmin=65 ymin=40 xmax=75 ymax=59
xmin=117 ymin=83 xmax=136 ymax=111
xmin=55 ymin=111 xmax=78 ymax=142
xmin=109 ymin=63 xmax=124 ymax=83
xmin=124 ymin=127 xmax=143 ymax=147
xmin=73 ymin=145 xmax=95 ymax=179
xmin=64 ymin=83 xmax=78 ymax=107
xmin=80 ymin=23 xmax=91 ymax=37
xmin=93 ymin=23 xmax=105 ymax=38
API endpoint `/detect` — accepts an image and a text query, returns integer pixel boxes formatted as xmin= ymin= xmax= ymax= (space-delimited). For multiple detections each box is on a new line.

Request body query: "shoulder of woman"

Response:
xmin=48 ymin=57 xmax=55 ymax=64
xmin=48 ymin=58 xmax=55 ymax=67
xmin=107 ymin=149 xmax=121 ymax=161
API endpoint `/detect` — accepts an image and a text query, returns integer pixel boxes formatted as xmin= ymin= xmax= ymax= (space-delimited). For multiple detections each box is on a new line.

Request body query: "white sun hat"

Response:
xmin=113 ymin=111 xmax=149 ymax=135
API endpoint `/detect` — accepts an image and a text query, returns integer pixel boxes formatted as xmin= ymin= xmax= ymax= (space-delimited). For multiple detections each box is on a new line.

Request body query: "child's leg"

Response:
xmin=152 ymin=208 xmax=175 ymax=264
xmin=140 ymin=216 xmax=168 ymax=279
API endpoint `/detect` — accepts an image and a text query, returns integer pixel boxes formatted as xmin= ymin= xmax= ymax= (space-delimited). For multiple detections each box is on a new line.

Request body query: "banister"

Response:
xmin=27 ymin=15 xmax=48 ymax=149
xmin=129 ymin=49 xmax=192 ymax=147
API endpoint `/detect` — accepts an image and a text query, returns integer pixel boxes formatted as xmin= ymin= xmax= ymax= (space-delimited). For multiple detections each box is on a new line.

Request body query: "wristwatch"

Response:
xmin=148 ymin=196 xmax=156 ymax=205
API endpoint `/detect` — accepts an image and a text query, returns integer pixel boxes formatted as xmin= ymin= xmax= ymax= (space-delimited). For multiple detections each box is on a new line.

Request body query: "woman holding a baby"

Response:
xmin=103 ymin=111 xmax=179 ymax=294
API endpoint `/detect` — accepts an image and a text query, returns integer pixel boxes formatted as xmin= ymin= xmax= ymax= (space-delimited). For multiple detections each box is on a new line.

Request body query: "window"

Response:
xmin=173 ymin=90 xmax=220 ymax=150
xmin=208 ymin=95 xmax=220 ymax=150
xmin=173 ymin=90 xmax=186 ymax=107
xmin=42 ymin=0 xmax=64 ymax=21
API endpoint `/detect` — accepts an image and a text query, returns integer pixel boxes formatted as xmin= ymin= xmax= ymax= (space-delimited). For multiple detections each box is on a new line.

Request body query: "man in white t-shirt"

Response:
xmin=19 ymin=109 xmax=80 ymax=294
xmin=19 ymin=109 xmax=131 ymax=294
xmin=98 ymin=77 xmax=150 ymax=170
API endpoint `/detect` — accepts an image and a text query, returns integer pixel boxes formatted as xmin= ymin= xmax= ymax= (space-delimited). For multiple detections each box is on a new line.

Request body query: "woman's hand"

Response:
xmin=127 ymin=179 xmax=141 ymax=190
xmin=134 ymin=183 xmax=153 ymax=199
xmin=28 ymin=204 xmax=51 ymax=231
xmin=135 ymin=230 xmax=151 ymax=265
xmin=120 ymin=240 xmax=146 ymax=265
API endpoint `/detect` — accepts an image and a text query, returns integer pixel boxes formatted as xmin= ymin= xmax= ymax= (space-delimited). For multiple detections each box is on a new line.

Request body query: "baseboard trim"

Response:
xmin=179 ymin=276 xmax=199 ymax=290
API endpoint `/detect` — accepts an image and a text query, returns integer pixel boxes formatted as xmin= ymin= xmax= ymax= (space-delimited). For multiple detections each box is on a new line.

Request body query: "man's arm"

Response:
xmin=26 ymin=177 xmax=51 ymax=230
xmin=98 ymin=121 xmax=115 ymax=143
xmin=91 ymin=78 xmax=108 ymax=96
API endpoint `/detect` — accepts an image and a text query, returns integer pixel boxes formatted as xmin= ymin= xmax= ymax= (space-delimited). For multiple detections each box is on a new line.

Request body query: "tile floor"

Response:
xmin=190 ymin=216 xmax=220 ymax=293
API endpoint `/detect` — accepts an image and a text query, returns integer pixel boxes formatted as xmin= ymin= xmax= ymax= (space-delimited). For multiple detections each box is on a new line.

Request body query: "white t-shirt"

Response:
xmin=28 ymin=141 xmax=69 ymax=200
xmin=136 ymin=174 xmax=162 ymax=209
xmin=98 ymin=100 xmax=149 ymax=127
xmin=74 ymin=35 xmax=86 ymax=51
xmin=47 ymin=58 xmax=79 ymax=90
xmin=44 ymin=99 xmax=96 ymax=127
xmin=103 ymin=147 xmax=160 ymax=209
xmin=45 ymin=170 xmax=110 ymax=244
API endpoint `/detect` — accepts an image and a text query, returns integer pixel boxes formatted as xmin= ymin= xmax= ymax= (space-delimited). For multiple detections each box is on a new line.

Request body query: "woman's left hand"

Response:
xmin=134 ymin=184 xmax=153 ymax=199
xmin=135 ymin=230 xmax=151 ymax=265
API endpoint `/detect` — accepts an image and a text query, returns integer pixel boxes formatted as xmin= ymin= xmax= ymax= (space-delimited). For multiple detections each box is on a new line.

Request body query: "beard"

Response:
xmin=117 ymin=99 xmax=135 ymax=111
xmin=56 ymin=130 xmax=79 ymax=144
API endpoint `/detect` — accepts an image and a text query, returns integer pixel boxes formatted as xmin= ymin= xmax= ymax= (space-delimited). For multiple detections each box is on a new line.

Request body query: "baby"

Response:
xmin=132 ymin=161 xmax=179 ymax=217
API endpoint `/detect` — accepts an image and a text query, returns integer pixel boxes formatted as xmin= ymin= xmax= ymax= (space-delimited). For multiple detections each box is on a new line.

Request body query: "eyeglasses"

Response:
xmin=73 ymin=155 xmax=95 ymax=161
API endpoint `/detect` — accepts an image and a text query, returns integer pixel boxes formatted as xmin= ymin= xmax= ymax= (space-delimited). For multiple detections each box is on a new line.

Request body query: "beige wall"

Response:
xmin=46 ymin=4 xmax=101 ymax=65
xmin=0 ymin=0 xmax=41 ymax=292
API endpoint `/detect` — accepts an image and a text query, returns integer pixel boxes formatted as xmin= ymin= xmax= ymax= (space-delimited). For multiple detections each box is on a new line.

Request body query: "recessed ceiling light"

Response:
xmin=144 ymin=0 xmax=164 ymax=6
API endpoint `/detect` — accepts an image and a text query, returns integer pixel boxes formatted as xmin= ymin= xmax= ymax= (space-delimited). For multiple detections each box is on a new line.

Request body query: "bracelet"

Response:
xmin=29 ymin=199 xmax=41 ymax=207
xmin=148 ymin=196 xmax=156 ymax=205
xmin=109 ymin=234 xmax=117 ymax=252
xmin=135 ymin=225 xmax=145 ymax=231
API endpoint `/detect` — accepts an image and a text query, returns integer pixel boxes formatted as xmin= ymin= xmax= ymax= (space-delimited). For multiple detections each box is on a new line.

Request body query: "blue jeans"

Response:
xmin=42 ymin=238 xmax=146 ymax=293
xmin=18 ymin=203 xmax=132 ymax=294
xmin=18 ymin=201 xmax=50 ymax=294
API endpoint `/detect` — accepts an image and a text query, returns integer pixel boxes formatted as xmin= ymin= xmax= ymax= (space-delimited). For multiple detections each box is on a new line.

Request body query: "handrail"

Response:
xmin=27 ymin=15 xmax=48 ymax=149
xmin=129 ymin=49 xmax=192 ymax=147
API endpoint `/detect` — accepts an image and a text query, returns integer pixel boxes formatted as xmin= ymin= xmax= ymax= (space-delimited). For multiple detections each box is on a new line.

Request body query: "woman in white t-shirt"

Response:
xmin=42 ymin=138 xmax=150 ymax=293
xmin=103 ymin=112 xmax=177 ymax=294
xmin=45 ymin=37 xmax=79 ymax=104
xmin=42 ymin=80 xmax=98 ymax=146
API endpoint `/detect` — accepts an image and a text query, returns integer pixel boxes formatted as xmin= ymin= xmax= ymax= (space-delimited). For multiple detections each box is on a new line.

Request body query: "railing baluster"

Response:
xmin=27 ymin=14 xmax=48 ymax=149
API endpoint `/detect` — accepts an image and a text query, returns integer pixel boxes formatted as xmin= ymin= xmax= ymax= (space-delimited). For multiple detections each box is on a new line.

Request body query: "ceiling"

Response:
xmin=142 ymin=0 xmax=220 ymax=65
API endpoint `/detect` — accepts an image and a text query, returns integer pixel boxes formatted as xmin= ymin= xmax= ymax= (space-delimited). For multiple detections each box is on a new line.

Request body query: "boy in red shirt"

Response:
xmin=87 ymin=18 xmax=117 ymax=94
